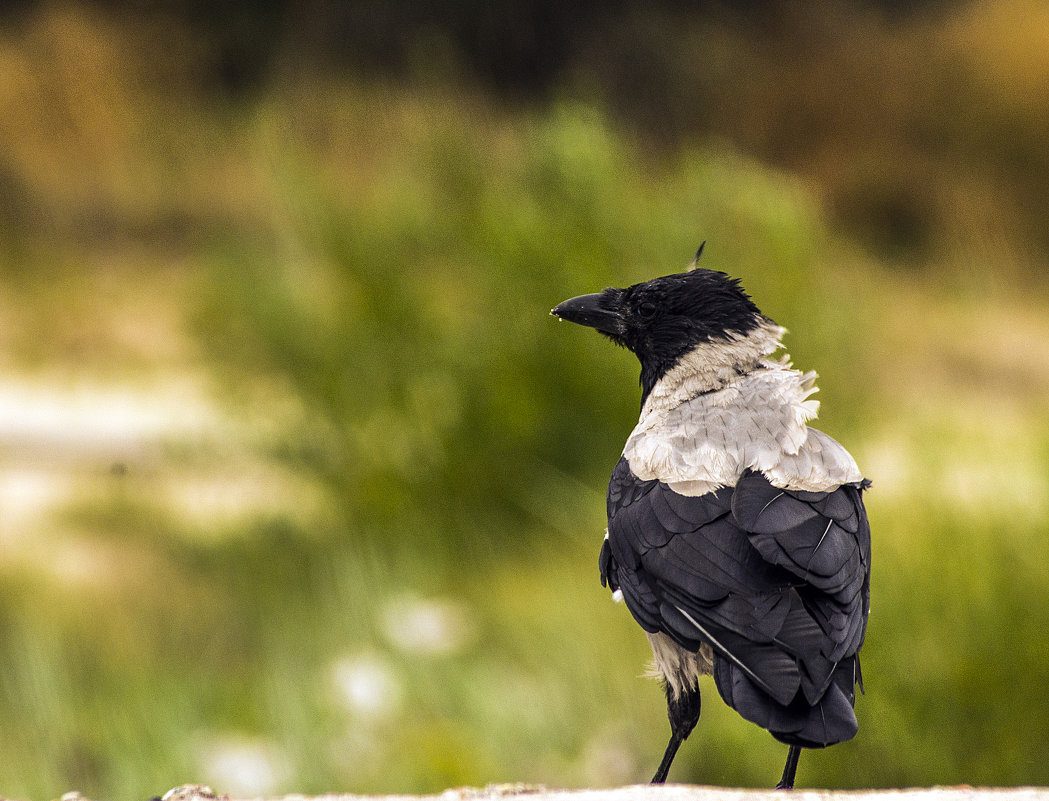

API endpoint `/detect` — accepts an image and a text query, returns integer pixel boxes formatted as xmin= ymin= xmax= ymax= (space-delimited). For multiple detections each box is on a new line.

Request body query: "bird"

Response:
xmin=550 ymin=247 xmax=871 ymax=789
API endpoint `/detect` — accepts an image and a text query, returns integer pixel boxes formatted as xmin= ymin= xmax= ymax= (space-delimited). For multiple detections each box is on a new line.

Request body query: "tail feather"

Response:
xmin=713 ymin=655 xmax=858 ymax=748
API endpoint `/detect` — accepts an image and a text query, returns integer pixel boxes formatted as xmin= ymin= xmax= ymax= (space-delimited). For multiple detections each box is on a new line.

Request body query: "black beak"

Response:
xmin=551 ymin=292 xmax=623 ymax=336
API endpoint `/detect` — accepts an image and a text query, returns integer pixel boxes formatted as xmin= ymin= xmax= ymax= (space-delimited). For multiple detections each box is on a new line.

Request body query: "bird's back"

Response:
xmin=553 ymin=262 xmax=871 ymax=785
xmin=601 ymin=357 xmax=871 ymax=748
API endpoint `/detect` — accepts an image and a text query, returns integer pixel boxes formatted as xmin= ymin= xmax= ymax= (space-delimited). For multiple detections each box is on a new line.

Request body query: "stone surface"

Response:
xmin=117 ymin=783 xmax=1049 ymax=801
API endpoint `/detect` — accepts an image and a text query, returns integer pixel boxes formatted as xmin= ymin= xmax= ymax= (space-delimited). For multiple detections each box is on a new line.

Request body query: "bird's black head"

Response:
xmin=552 ymin=263 xmax=769 ymax=403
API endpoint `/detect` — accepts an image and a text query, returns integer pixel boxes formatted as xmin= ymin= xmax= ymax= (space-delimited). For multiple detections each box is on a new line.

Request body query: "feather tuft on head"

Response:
xmin=688 ymin=241 xmax=706 ymax=270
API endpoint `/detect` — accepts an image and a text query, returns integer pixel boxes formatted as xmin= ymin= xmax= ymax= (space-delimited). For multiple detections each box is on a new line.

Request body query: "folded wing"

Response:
xmin=602 ymin=457 xmax=871 ymax=747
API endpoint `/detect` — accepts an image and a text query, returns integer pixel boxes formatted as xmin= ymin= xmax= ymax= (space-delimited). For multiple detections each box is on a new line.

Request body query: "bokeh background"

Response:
xmin=2 ymin=0 xmax=1049 ymax=798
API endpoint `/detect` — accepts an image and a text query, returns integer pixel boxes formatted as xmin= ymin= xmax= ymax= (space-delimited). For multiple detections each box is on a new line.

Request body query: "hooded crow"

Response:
xmin=551 ymin=250 xmax=871 ymax=789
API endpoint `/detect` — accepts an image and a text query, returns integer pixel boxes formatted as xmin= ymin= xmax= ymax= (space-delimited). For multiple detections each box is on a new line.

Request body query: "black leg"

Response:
xmin=651 ymin=685 xmax=701 ymax=784
xmin=776 ymin=745 xmax=802 ymax=790
xmin=651 ymin=732 xmax=684 ymax=784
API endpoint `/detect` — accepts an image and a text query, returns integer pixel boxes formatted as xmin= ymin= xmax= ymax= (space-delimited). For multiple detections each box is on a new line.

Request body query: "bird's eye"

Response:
xmin=638 ymin=301 xmax=657 ymax=318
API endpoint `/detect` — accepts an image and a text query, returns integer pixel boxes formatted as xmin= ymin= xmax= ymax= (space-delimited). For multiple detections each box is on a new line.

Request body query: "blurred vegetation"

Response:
xmin=1 ymin=2 xmax=1049 ymax=799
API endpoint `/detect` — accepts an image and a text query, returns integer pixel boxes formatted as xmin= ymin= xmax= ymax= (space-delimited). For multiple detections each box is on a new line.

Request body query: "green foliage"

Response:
xmin=3 ymin=8 xmax=1049 ymax=801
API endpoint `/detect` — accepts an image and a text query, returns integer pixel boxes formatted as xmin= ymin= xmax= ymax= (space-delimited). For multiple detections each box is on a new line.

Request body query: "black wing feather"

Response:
xmin=605 ymin=458 xmax=871 ymax=748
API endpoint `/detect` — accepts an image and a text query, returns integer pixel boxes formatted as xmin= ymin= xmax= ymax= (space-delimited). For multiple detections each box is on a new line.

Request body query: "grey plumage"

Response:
xmin=554 ymin=259 xmax=871 ymax=787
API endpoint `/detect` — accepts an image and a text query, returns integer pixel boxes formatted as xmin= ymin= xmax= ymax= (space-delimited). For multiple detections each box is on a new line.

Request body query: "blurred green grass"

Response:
xmin=3 ymin=4 xmax=1049 ymax=800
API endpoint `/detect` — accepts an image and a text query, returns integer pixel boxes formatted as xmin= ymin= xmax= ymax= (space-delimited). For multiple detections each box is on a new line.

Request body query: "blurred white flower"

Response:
xmin=581 ymin=730 xmax=639 ymax=786
xmin=197 ymin=735 xmax=286 ymax=797
xmin=380 ymin=595 xmax=476 ymax=655
xmin=328 ymin=652 xmax=402 ymax=719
